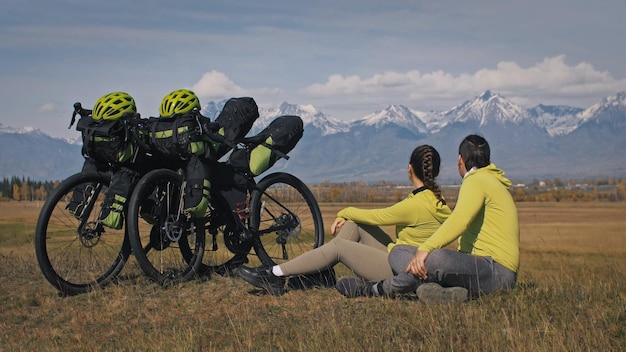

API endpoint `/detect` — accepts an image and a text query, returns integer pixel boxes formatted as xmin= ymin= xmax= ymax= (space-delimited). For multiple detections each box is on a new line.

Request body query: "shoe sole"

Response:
xmin=417 ymin=283 xmax=468 ymax=304
xmin=239 ymin=270 xmax=285 ymax=296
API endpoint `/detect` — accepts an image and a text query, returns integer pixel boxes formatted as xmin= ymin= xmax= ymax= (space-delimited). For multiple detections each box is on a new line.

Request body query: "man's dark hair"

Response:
xmin=459 ymin=134 xmax=490 ymax=170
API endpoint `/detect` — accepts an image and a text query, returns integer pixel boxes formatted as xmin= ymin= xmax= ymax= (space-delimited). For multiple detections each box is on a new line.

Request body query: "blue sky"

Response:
xmin=1 ymin=0 xmax=626 ymax=139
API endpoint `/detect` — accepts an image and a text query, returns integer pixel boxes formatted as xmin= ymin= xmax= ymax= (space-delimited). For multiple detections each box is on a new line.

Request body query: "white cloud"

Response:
xmin=39 ymin=103 xmax=58 ymax=113
xmin=299 ymin=55 xmax=626 ymax=110
xmin=191 ymin=71 xmax=246 ymax=99
xmin=191 ymin=70 xmax=282 ymax=102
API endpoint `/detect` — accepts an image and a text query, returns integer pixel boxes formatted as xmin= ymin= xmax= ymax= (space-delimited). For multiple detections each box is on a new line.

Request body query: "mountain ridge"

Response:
xmin=2 ymin=90 xmax=625 ymax=183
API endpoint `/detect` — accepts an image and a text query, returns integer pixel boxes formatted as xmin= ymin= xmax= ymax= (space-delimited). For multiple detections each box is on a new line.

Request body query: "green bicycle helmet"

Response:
xmin=92 ymin=91 xmax=137 ymax=121
xmin=159 ymin=89 xmax=201 ymax=117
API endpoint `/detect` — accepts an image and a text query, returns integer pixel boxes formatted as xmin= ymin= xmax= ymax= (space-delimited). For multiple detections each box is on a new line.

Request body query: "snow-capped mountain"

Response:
xmin=0 ymin=123 xmax=82 ymax=144
xmin=579 ymin=91 xmax=626 ymax=124
xmin=202 ymin=100 xmax=350 ymax=136
xmin=527 ymin=104 xmax=584 ymax=136
xmin=256 ymin=102 xmax=350 ymax=136
xmin=2 ymin=90 xmax=625 ymax=182
xmin=357 ymin=105 xmax=429 ymax=134
xmin=1 ymin=123 xmax=43 ymax=135
xmin=203 ymin=90 xmax=588 ymax=138
xmin=0 ymin=124 xmax=83 ymax=181
xmin=442 ymin=90 xmax=529 ymax=126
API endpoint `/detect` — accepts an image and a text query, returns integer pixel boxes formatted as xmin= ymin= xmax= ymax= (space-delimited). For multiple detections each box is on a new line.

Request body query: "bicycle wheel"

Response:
xmin=127 ymin=168 xmax=205 ymax=285
xmin=34 ymin=172 xmax=130 ymax=296
xmin=249 ymin=172 xmax=324 ymax=266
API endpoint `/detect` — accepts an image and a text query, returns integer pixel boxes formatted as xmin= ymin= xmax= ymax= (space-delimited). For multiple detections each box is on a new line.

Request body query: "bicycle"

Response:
xmin=34 ymin=170 xmax=132 ymax=296
xmin=126 ymin=122 xmax=325 ymax=285
xmin=34 ymin=102 xmax=159 ymax=296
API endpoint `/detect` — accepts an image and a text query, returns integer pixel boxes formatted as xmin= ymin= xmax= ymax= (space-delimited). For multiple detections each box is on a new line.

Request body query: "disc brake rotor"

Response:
xmin=276 ymin=213 xmax=302 ymax=242
xmin=79 ymin=222 xmax=102 ymax=248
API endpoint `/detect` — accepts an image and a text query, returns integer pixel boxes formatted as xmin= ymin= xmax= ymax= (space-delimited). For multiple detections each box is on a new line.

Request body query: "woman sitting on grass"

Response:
xmin=404 ymin=134 xmax=520 ymax=303
xmin=238 ymin=145 xmax=451 ymax=297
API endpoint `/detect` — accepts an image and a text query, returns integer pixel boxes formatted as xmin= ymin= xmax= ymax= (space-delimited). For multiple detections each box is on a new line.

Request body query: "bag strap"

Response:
xmin=81 ymin=124 xmax=99 ymax=159
xmin=172 ymin=118 xmax=187 ymax=156
xmin=149 ymin=117 xmax=161 ymax=147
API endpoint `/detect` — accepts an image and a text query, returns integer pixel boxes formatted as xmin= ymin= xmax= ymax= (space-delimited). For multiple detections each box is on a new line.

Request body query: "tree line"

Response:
xmin=0 ymin=176 xmax=60 ymax=201
xmin=309 ymin=178 xmax=626 ymax=203
xmin=1 ymin=175 xmax=625 ymax=203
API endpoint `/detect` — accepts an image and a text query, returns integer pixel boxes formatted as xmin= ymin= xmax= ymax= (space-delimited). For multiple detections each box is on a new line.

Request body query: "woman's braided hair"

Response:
xmin=410 ymin=145 xmax=446 ymax=205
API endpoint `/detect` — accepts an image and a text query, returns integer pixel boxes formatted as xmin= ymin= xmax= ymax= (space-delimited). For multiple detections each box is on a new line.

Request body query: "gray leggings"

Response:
xmin=388 ymin=245 xmax=518 ymax=298
xmin=278 ymin=221 xmax=394 ymax=281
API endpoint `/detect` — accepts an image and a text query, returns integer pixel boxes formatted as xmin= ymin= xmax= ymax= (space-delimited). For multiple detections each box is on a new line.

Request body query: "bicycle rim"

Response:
xmin=249 ymin=172 xmax=324 ymax=266
xmin=34 ymin=172 xmax=130 ymax=296
xmin=127 ymin=168 xmax=205 ymax=285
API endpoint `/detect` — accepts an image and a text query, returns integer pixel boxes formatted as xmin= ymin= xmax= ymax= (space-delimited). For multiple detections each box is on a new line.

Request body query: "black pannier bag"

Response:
xmin=76 ymin=115 xmax=135 ymax=165
xmin=98 ymin=167 xmax=140 ymax=229
xmin=229 ymin=115 xmax=304 ymax=176
xmin=145 ymin=112 xmax=206 ymax=162
xmin=183 ymin=154 xmax=211 ymax=218
xmin=205 ymin=97 xmax=259 ymax=160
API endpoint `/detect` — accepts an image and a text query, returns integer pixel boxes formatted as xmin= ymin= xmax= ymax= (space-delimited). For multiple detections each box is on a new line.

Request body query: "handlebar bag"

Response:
xmin=76 ymin=116 xmax=135 ymax=165
xmin=146 ymin=113 xmax=206 ymax=162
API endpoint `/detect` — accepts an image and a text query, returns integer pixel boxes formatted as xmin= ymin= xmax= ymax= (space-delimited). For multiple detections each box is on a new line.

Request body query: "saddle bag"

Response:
xmin=229 ymin=115 xmax=303 ymax=176
xmin=205 ymin=97 xmax=259 ymax=160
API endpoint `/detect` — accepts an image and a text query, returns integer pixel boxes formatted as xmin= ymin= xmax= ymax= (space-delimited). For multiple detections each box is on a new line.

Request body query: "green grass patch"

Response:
xmin=1 ymin=201 xmax=625 ymax=351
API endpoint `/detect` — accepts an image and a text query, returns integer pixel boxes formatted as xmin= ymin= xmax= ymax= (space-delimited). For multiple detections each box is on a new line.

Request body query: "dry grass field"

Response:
xmin=0 ymin=200 xmax=625 ymax=351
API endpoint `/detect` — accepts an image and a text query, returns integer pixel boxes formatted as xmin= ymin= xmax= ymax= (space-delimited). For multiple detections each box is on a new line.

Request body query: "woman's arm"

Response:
xmin=337 ymin=197 xmax=420 ymax=227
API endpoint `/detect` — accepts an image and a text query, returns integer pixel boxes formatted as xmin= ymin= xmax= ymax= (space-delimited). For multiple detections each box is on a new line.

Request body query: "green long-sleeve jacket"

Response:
xmin=336 ymin=187 xmax=451 ymax=252
xmin=420 ymin=164 xmax=520 ymax=273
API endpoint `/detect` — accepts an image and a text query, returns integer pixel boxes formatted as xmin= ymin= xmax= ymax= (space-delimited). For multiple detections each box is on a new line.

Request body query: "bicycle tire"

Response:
xmin=127 ymin=168 xmax=205 ymax=285
xmin=249 ymin=172 xmax=324 ymax=266
xmin=34 ymin=171 xmax=131 ymax=296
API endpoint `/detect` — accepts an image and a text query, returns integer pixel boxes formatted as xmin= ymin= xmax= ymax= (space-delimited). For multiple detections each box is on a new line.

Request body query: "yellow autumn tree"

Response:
xmin=13 ymin=183 xmax=20 ymax=200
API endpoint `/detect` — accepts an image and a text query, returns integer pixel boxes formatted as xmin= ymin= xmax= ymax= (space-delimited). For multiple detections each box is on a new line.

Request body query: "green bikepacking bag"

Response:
xmin=146 ymin=112 xmax=206 ymax=162
xmin=98 ymin=167 xmax=140 ymax=229
xmin=183 ymin=155 xmax=211 ymax=218
xmin=229 ymin=115 xmax=304 ymax=176
xmin=76 ymin=115 xmax=135 ymax=165
xmin=205 ymin=97 xmax=259 ymax=160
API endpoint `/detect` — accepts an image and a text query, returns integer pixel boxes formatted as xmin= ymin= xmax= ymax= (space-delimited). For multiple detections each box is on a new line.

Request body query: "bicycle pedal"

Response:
xmin=234 ymin=201 xmax=251 ymax=220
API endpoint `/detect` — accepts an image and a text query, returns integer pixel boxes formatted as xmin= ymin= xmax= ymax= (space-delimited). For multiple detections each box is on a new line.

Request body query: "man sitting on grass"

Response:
xmin=401 ymin=134 xmax=520 ymax=303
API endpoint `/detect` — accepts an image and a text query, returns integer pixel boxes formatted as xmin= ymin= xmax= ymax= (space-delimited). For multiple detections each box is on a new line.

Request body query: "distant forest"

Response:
xmin=0 ymin=176 xmax=59 ymax=201
xmin=0 ymin=176 xmax=624 ymax=203
xmin=309 ymin=178 xmax=626 ymax=203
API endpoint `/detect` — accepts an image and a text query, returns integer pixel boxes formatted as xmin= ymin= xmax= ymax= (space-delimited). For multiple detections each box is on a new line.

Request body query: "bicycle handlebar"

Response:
xmin=69 ymin=102 xmax=92 ymax=129
xmin=69 ymin=102 xmax=145 ymax=130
